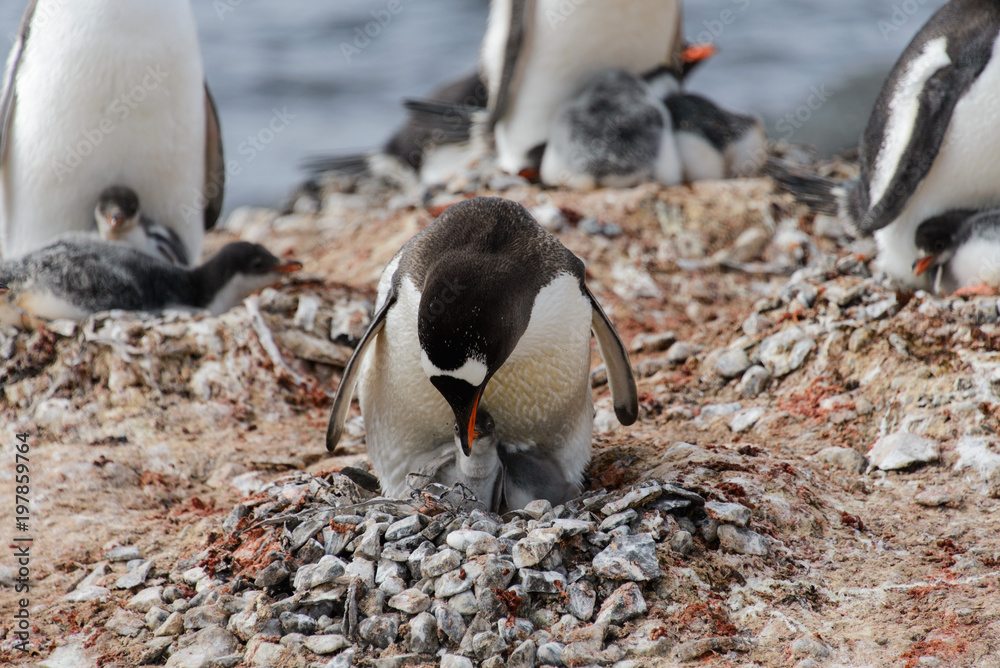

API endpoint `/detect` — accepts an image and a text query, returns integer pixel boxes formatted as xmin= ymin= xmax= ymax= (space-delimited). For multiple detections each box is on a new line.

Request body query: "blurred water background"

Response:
xmin=0 ymin=0 xmax=944 ymax=214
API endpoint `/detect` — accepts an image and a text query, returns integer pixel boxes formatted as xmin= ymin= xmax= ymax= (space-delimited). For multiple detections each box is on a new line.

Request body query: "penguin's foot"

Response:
xmin=952 ymin=283 xmax=998 ymax=297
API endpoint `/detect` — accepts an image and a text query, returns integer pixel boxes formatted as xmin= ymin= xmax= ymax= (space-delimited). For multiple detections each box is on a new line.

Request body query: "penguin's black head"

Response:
xmin=96 ymin=185 xmax=141 ymax=231
xmin=913 ymin=210 xmax=975 ymax=275
xmin=418 ymin=255 xmax=531 ymax=456
xmin=195 ymin=242 xmax=301 ymax=313
xmin=208 ymin=241 xmax=302 ymax=278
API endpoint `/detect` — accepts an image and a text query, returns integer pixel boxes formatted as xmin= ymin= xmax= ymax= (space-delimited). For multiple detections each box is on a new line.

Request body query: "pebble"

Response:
xmin=538 ymin=642 xmax=566 ymax=666
xmin=106 ymin=546 xmax=143 ymax=562
xmin=670 ymin=531 xmax=694 ymax=555
xmin=447 ymin=529 xmax=494 ymax=552
xmin=566 ymin=582 xmax=596 ymax=621
xmin=473 ymin=631 xmax=508 ymax=659
xmin=106 ymin=609 xmax=145 ymax=637
xmin=530 ymin=204 xmax=567 ymax=232
xmin=184 ymin=605 xmax=229 ymax=630
xmin=409 ymin=611 xmax=439 ymax=654
xmin=715 ymin=348 xmax=752 ymax=379
xmin=814 ymin=446 xmax=867 ymax=474
xmin=388 ymin=588 xmax=431 ymax=614
xmin=385 ymin=515 xmax=425 ymax=541
xmin=279 ymin=612 xmax=317 ymax=635
xmin=422 ymin=549 xmax=462 ymax=577
xmin=867 ymin=432 xmax=940 ymax=471
xmin=293 ymin=556 xmax=347 ymax=591
xmin=435 ymin=605 xmax=467 ymax=645
xmin=696 ymin=402 xmax=742 ymax=427
xmin=440 ymin=655 xmax=474 ymax=668
xmin=599 ymin=509 xmax=637 ymax=532
xmin=729 ymin=407 xmax=765 ymax=433
xmin=115 ymin=560 xmax=153 ymax=590
xmin=759 ymin=326 xmax=815 ymax=376
xmin=358 ymin=614 xmax=399 ymax=649
xmin=666 ymin=341 xmax=696 ymax=363
xmin=630 ymin=331 xmax=677 ymax=353
xmin=914 ymin=487 xmax=957 ymax=507
xmin=519 ymin=568 xmax=567 ymax=594
xmin=128 ymin=587 xmax=164 ymax=613
xmin=255 ymin=560 xmax=290 ymax=588
xmin=512 ymin=529 xmax=561 ymax=569
xmin=740 ymin=365 xmax=771 ymax=398
xmin=953 ymin=436 xmax=1000 ymax=481
xmin=509 ymin=639 xmax=537 ymax=668
xmin=164 ymin=627 xmax=240 ymax=668
xmin=596 ymin=582 xmax=647 ymax=625
xmin=718 ymin=525 xmax=770 ymax=556
xmin=304 ymin=634 xmax=349 ymax=655
xmin=705 ymin=501 xmax=752 ymax=527
xmin=593 ymin=534 xmax=660 ymax=581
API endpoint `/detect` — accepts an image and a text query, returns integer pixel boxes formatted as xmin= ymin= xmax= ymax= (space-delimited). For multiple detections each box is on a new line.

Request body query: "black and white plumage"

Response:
xmin=913 ymin=208 xmax=1000 ymax=295
xmin=304 ymin=72 xmax=489 ymax=187
xmin=481 ymin=0 xmax=683 ymax=175
xmin=413 ymin=408 xmax=578 ymax=512
xmin=326 ymin=196 xmax=638 ymax=499
xmin=0 ymin=0 xmax=225 ymax=264
xmin=0 ymin=238 xmax=299 ymax=327
xmin=94 ymin=186 xmax=189 ymax=266
xmin=769 ymin=0 xmax=1000 ymax=289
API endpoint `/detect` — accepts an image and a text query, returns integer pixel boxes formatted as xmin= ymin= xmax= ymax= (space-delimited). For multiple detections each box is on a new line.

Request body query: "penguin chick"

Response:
xmin=0 ymin=238 xmax=300 ymax=327
xmin=914 ymin=208 xmax=1000 ymax=295
xmin=539 ymin=70 xmax=680 ymax=189
xmin=94 ymin=186 xmax=189 ymax=266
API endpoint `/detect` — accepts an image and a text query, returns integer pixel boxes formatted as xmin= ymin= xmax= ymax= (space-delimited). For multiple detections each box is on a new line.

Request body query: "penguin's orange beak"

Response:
xmin=106 ymin=214 xmax=125 ymax=229
xmin=682 ymin=43 xmax=717 ymax=65
xmin=913 ymin=255 xmax=937 ymax=276
xmin=455 ymin=387 xmax=484 ymax=457
xmin=274 ymin=259 xmax=302 ymax=274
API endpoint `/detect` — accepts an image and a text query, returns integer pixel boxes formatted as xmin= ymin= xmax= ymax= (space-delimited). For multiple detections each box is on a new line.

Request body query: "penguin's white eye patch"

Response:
xmin=421 ymin=352 xmax=488 ymax=387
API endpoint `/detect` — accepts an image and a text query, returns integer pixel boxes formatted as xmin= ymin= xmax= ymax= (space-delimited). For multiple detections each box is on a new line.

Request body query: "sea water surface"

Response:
xmin=0 ymin=0 xmax=944 ymax=213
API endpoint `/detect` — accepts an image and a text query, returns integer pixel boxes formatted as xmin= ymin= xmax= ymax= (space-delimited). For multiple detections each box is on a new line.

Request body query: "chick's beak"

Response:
xmin=0 ymin=283 xmax=8 ymax=295
xmin=273 ymin=259 xmax=302 ymax=274
xmin=682 ymin=43 xmax=717 ymax=65
xmin=107 ymin=214 xmax=124 ymax=229
xmin=913 ymin=255 xmax=937 ymax=276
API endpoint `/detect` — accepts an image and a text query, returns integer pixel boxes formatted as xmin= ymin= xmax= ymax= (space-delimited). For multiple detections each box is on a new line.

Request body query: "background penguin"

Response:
xmin=481 ymin=0 xmax=683 ymax=175
xmin=643 ymin=67 xmax=767 ymax=182
xmin=326 ymin=196 xmax=638 ymax=499
xmin=304 ymin=72 xmax=489 ymax=188
xmin=0 ymin=0 xmax=225 ymax=264
xmin=769 ymin=0 xmax=1000 ymax=289
xmin=539 ymin=70 xmax=681 ymax=190
xmin=913 ymin=208 xmax=1000 ymax=295
xmin=0 ymin=238 xmax=299 ymax=327
xmin=94 ymin=186 xmax=189 ymax=266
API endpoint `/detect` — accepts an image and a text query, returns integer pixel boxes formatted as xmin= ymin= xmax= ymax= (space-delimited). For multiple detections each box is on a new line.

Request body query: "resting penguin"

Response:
xmin=481 ymin=0 xmax=683 ymax=175
xmin=768 ymin=0 xmax=1000 ymax=290
xmin=326 ymin=196 xmax=638 ymax=498
xmin=913 ymin=208 xmax=1000 ymax=295
xmin=94 ymin=186 xmax=189 ymax=266
xmin=0 ymin=0 xmax=225 ymax=263
xmin=0 ymin=238 xmax=299 ymax=328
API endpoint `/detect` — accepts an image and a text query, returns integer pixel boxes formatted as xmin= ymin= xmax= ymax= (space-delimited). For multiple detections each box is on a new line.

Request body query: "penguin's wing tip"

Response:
xmin=587 ymin=288 xmax=639 ymax=426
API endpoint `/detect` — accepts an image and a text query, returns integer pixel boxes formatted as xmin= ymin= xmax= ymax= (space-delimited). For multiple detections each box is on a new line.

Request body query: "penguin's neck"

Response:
xmin=455 ymin=436 xmax=502 ymax=483
xmin=186 ymin=258 xmax=238 ymax=310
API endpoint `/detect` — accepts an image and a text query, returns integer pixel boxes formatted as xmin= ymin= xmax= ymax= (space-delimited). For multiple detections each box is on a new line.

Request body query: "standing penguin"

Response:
xmin=0 ymin=0 xmax=225 ymax=263
xmin=481 ymin=0 xmax=683 ymax=175
xmin=326 ymin=197 xmax=638 ymax=498
xmin=769 ymin=0 xmax=1000 ymax=290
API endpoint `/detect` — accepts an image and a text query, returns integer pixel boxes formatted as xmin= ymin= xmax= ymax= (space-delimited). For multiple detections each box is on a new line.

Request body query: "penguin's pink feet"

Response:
xmin=952 ymin=283 xmax=998 ymax=297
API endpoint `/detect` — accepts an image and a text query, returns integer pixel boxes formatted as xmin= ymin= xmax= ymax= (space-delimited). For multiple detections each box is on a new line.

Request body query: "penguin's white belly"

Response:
xmin=494 ymin=0 xmax=679 ymax=172
xmin=0 ymin=0 xmax=207 ymax=263
xmin=875 ymin=33 xmax=1000 ymax=287
xmin=358 ymin=273 xmax=594 ymax=497
xmin=942 ymin=240 xmax=1000 ymax=294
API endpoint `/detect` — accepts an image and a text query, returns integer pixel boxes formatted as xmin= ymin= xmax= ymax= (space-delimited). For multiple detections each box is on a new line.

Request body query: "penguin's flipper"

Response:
xmin=486 ymin=0 xmax=533 ymax=132
xmin=586 ymin=287 xmax=638 ymax=426
xmin=326 ymin=295 xmax=394 ymax=452
xmin=0 ymin=0 xmax=37 ymax=168
xmin=203 ymin=83 xmax=225 ymax=231
xmin=860 ymin=11 xmax=1000 ymax=235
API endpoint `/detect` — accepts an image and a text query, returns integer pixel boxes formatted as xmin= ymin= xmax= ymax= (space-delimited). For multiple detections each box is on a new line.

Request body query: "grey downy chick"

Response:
xmin=0 ymin=237 xmax=300 ymax=327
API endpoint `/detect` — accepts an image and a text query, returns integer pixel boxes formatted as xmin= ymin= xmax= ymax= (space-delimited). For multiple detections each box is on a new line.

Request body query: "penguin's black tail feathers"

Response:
xmin=301 ymin=152 xmax=371 ymax=176
xmin=402 ymin=98 xmax=479 ymax=143
xmin=765 ymin=158 xmax=841 ymax=216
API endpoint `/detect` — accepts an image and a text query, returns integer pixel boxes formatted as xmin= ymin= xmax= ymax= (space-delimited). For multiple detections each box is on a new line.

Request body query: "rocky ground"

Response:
xmin=3 ymin=158 xmax=1000 ymax=668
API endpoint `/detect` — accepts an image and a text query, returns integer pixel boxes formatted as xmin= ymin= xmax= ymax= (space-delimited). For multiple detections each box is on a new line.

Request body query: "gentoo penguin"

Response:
xmin=913 ymin=209 xmax=1000 ymax=295
xmin=643 ymin=68 xmax=766 ymax=182
xmin=94 ymin=186 xmax=189 ymax=266
xmin=304 ymin=72 xmax=489 ymax=187
xmin=326 ymin=197 xmax=638 ymax=498
xmin=0 ymin=0 xmax=225 ymax=264
xmin=539 ymin=70 xmax=683 ymax=190
xmin=768 ymin=0 xmax=1000 ymax=290
xmin=481 ymin=0 xmax=683 ymax=174
xmin=0 ymin=238 xmax=299 ymax=327
xmin=413 ymin=408 xmax=578 ymax=512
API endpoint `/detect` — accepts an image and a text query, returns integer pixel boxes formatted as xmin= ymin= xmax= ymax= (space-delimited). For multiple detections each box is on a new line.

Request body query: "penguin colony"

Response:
xmin=4 ymin=0 xmax=1000 ymax=511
